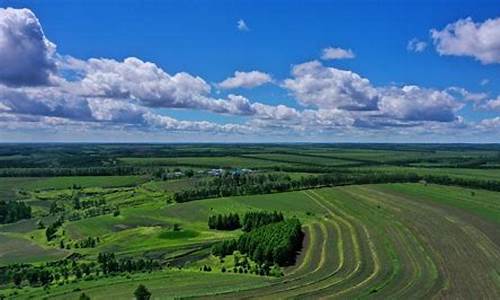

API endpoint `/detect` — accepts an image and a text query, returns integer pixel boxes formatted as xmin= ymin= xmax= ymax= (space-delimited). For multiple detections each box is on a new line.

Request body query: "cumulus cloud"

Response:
xmin=283 ymin=60 xmax=464 ymax=124
xmin=0 ymin=8 xmax=56 ymax=86
xmin=481 ymin=96 xmax=500 ymax=111
xmin=75 ymin=57 xmax=211 ymax=108
xmin=407 ymin=38 xmax=427 ymax=52
xmin=237 ymin=19 xmax=249 ymax=31
xmin=283 ymin=61 xmax=378 ymax=111
xmin=321 ymin=47 xmax=355 ymax=60
xmin=218 ymin=71 xmax=272 ymax=89
xmin=431 ymin=17 xmax=500 ymax=64
xmin=446 ymin=87 xmax=488 ymax=104
xmin=478 ymin=117 xmax=500 ymax=130
xmin=378 ymin=86 xmax=462 ymax=122
xmin=0 ymin=86 xmax=93 ymax=121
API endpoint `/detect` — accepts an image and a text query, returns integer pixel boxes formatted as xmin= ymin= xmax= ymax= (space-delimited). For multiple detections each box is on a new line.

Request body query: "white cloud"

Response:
xmin=482 ymin=96 xmax=500 ymax=111
xmin=218 ymin=71 xmax=272 ymax=89
xmin=76 ymin=57 xmax=211 ymax=107
xmin=378 ymin=85 xmax=462 ymax=122
xmin=283 ymin=60 xmax=378 ymax=111
xmin=321 ymin=47 xmax=355 ymax=60
xmin=431 ymin=17 xmax=500 ymax=64
xmin=237 ymin=19 xmax=249 ymax=31
xmin=480 ymin=79 xmax=490 ymax=86
xmin=446 ymin=86 xmax=488 ymax=104
xmin=407 ymin=38 xmax=427 ymax=52
xmin=0 ymin=8 xmax=56 ymax=86
xmin=283 ymin=61 xmax=464 ymax=124
xmin=478 ymin=117 xmax=500 ymax=129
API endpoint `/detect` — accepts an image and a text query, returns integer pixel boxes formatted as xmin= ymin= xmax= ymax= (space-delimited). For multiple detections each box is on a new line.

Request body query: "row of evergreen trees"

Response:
xmin=242 ymin=211 xmax=284 ymax=232
xmin=0 ymin=200 xmax=31 ymax=224
xmin=208 ymin=213 xmax=241 ymax=230
xmin=212 ymin=219 xmax=303 ymax=266
xmin=208 ymin=211 xmax=285 ymax=231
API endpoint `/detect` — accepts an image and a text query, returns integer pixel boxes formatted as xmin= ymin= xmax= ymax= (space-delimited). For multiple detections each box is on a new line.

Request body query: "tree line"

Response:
xmin=0 ymin=252 xmax=161 ymax=290
xmin=173 ymin=172 xmax=422 ymax=202
xmin=0 ymin=200 xmax=32 ymax=224
xmin=0 ymin=166 xmax=147 ymax=177
xmin=173 ymin=171 xmax=500 ymax=203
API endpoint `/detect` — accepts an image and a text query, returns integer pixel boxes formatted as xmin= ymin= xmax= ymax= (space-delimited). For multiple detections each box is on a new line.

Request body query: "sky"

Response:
xmin=0 ymin=0 xmax=499 ymax=143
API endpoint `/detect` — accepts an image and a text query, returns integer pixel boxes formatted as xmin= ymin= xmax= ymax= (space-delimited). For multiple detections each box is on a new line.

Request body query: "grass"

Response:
xmin=1 ymin=177 xmax=499 ymax=298
xmin=0 ymin=233 xmax=68 ymax=266
xmin=4 ymin=270 xmax=272 ymax=300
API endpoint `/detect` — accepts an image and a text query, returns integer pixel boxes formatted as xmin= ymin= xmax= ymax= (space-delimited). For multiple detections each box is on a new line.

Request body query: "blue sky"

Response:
xmin=0 ymin=0 xmax=499 ymax=142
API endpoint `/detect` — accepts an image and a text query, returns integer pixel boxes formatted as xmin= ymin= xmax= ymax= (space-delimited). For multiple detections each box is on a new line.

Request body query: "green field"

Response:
xmin=1 ymin=144 xmax=500 ymax=299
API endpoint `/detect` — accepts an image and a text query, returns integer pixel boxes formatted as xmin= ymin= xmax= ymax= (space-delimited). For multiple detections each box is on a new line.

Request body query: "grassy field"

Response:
xmin=1 ymin=144 xmax=500 ymax=299
xmin=2 ymin=183 xmax=499 ymax=298
xmin=0 ymin=176 xmax=147 ymax=201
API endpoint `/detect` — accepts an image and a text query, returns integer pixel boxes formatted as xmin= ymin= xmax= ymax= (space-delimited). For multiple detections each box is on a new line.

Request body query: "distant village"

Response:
xmin=161 ymin=168 xmax=254 ymax=180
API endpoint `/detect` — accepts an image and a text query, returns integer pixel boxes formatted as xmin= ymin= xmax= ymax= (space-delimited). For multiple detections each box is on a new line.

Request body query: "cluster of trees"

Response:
xmin=67 ymin=206 xmax=116 ymax=222
xmin=0 ymin=200 xmax=32 ymax=224
xmin=73 ymin=196 xmax=106 ymax=210
xmin=213 ymin=219 xmax=303 ymax=266
xmin=97 ymin=253 xmax=160 ymax=275
xmin=242 ymin=211 xmax=284 ymax=232
xmin=208 ymin=213 xmax=241 ymax=230
xmin=75 ymin=236 xmax=100 ymax=249
xmin=46 ymin=217 xmax=64 ymax=241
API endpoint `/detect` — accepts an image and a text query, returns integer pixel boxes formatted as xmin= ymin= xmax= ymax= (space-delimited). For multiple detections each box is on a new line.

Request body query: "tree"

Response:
xmin=13 ymin=272 xmax=23 ymax=287
xmin=134 ymin=284 xmax=151 ymax=300
xmin=79 ymin=292 xmax=91 ymax=300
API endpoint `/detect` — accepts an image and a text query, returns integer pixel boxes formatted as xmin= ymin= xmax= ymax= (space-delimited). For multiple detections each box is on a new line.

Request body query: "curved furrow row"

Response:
xmin=249 ymin=219 xmax=342 ymax=299
xmin=356 ymin=186 xmax=500 ymax=299
xmin=262 ymin=192 xmax=358 ymax=299
xmin=338 ymin=188 xmax=440 ymax=299
xmin=300 ymin=190 xmax=383 ymax=299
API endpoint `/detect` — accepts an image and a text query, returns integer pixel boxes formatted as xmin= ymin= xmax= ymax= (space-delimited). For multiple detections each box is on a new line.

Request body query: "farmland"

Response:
xmin=0 ymin=144 xmax=499 ymax=299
